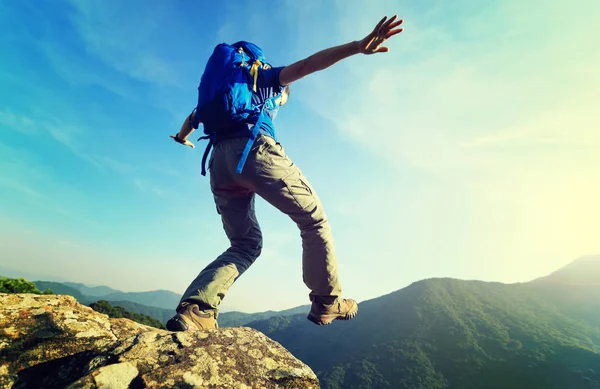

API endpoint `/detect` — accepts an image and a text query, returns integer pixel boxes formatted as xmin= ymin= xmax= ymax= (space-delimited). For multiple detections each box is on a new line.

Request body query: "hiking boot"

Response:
xmin=166 ymin=302 xmax=218 ymax=331
xmin=307 ymin=298 xmax=358 ymax=326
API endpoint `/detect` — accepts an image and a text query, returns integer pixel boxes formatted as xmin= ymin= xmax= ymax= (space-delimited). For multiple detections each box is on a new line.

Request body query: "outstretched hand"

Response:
xmin=170 ymin=134 xmax=195 ymax=148
xmin=358 ymin=15 xmax=404 ymax=55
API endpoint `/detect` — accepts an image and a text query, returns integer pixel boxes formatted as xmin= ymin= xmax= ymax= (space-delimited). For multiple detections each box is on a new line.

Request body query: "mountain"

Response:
xmin=109 ymin=300 xmax=310 ymax=327
xmin=533 ymin=255 xmax=600 ymax=287
xmin=64 ymin=281 xmax=121 ymax=297
xmin=528 ymin=255 xmax=600 ymax=327
xmin=106 ymin=300 xmax=174 ymax=324
xmin=33 ymin=281 xmax=91 ymax=303
xmin=94 ymin=289 xmax=181 ymax=310
xmin=107 ymin=300 xmax=310 ymax=327
xmin=30 ymin=279 xmax=308 ymax=326
xmin=219 ymin=304 xmax=311 ymax=328
xmin=82 ymin=296 xmax=308 ymax=327
xmin=28 ymin=280 xmax=175 ymax=325
xmin=33 ymin=280 xmax=181 ymax=311
xmin=88 ymin=300 xmax=166 ymax=329
xmin=242 ymin=259 xmax=600 ymax=389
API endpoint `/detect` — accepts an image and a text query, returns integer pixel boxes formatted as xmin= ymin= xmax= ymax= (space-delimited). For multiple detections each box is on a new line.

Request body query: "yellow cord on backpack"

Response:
xmin=249 ymin=60 xmax=261 ymax=92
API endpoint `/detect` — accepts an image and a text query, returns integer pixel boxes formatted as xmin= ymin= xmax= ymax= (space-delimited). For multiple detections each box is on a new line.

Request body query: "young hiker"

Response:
xmin=167 ymin=15 xmax=404 ymax=331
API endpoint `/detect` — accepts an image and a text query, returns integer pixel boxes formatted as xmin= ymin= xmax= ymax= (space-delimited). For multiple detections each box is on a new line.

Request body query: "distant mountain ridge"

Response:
xmin=55 ymin=282 xmax=181 ymax=310
xmin=29 ymin=279 xmax=308 ymax=327
xmin=532 ymin=255 xmax=600 ymax=287
xmin=30 ymin=281 xmax=180 ymax=322
xmin=63 ymin=282 xmax=121 ymax=297
xmin=33 ymin=281 xmax=89 ymax=303
xmin=218 ymin=305 xmax=311 ymax=328
xmin=97 ymin=290 xmax=181 ymax=310
xmin=104 ymin=300 xmax=174 ymax=324
xmin=526 ymin=255 xmax=600 ymax=328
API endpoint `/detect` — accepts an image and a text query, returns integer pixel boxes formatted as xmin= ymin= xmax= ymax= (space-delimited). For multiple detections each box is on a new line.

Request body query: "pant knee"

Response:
xmin=299 ymin=213 xmax=329 ymax=235
xmin=230 ymin=239 xmax=262 ymax=262
xmin=247 ymin=242 xmax=262 ymax=259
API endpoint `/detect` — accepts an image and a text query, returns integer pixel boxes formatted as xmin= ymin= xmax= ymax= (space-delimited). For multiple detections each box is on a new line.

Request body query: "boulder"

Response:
xmin=0 ymin=293 xmax=319 ymax=388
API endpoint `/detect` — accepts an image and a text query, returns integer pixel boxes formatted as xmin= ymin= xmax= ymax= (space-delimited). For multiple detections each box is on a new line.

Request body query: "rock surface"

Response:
xmin=0 ymin=293 xmax=319 ymax=388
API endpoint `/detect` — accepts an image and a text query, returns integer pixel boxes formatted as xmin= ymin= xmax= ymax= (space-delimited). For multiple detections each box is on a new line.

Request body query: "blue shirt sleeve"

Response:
xmin=257 ymin=66 xmax=285 ymax=90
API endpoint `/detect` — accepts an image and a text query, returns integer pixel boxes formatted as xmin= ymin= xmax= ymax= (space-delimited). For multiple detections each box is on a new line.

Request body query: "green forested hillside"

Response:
xmin=106 ymin=300 xmax=173 ymax=324
xmin=528 ymin=255 xmax=600 ymax=327
xmin=88 ymin=300 xmax=166 ymax=330
xmin=247 ymin=277 xmax=600 ymax=389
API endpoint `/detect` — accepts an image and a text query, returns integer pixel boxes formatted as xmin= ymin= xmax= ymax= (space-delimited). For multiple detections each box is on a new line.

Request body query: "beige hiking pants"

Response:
xmin=178 ymin=135 xmax=342 ymax=314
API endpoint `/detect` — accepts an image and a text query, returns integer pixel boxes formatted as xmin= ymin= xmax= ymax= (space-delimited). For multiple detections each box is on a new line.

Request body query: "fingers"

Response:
xmin=388 ymin=19 xmax=404 ymax=29
xmin=381 ymin=15 xmax=398 ymax=31
xmin=373 ymin=16 xmax=388 ymax=34
xmin=386 ymin=28 xmax=403 ymax=39
xmin=382 ymin=17 xmax=403 ymax=38
xmin=373 ymin=15 xmax=404 ymax=40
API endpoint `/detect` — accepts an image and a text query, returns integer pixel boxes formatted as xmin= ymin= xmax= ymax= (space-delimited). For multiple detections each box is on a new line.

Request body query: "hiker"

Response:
xmin=167 ymin=15 xmax=404 ymax=331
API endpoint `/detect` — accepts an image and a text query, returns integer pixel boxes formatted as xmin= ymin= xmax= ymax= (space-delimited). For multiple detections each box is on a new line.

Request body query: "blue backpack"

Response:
xmin=190 ymin=41 xmax=283 ymax=176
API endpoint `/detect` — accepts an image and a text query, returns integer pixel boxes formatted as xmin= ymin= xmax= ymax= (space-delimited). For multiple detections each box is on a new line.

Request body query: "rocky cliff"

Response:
xmin=0 ymin=293 xmax=319 ymax=389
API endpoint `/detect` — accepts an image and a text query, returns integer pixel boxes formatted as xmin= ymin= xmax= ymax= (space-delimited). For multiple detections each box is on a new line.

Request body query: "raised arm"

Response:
xmin=279 ymin=15 xmax=404 ymax=85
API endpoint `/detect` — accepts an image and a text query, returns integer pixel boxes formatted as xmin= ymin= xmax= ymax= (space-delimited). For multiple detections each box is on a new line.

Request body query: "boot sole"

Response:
xmin=167 ymin=313 xmax=217 ymax=331
xmin=307 ymin=306 xmax=358 ymax=326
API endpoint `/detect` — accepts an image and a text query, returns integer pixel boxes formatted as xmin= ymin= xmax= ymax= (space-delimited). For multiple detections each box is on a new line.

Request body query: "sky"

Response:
xmin=1 ymin=0 xmax=599 ymax=313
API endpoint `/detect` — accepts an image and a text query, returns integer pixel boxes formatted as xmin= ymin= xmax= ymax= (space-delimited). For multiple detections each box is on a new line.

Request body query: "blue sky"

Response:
xmin=1 ymin=0 xmax=599 ymax=313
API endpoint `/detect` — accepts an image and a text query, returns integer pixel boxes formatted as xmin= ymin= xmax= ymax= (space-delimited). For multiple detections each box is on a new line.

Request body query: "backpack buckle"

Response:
xmin=238 ymin=47 xmax=247 ymax=67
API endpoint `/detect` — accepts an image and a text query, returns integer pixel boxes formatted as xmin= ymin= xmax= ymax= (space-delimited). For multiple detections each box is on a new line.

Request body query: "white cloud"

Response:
xmin=133 ymin=178 xmax=173 ymax=200
xmin=42 ymin=121 xmax=141 ymax=176
xmin=0 ymin=109 xmax=36 ymax=135
xmin=0 ymin=175 xmax=49 ymax=202
xmin=1 ymin=110 xmax=193 ymax=209
xmin=36 ymin=39 xmax=138 ymax=101
xmin=0 ymin=142 xmax=98 ymax=225
xmin=65 ymin=1 xmax=190 ymax=88
xmin=1 ymin=108 xmax=147 ymax=181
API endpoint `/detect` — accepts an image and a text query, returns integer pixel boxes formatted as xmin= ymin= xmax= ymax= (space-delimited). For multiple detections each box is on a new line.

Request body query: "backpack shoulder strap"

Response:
xmin=235 ymin=94 xmax=281 ymax=174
